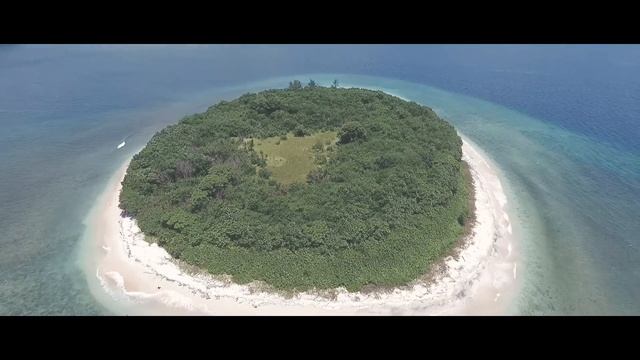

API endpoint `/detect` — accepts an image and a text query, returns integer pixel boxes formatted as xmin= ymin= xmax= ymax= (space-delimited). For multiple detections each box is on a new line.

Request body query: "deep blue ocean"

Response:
xmin=0 ymin=45 xmax=638 ymax=315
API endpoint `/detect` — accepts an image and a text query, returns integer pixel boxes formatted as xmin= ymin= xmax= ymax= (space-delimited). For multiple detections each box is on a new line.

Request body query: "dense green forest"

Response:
xmin=120 ymin=82 xmax=472 ymax=291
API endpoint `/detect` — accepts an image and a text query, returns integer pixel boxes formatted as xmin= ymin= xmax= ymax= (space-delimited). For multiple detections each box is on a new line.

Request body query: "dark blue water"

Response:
xmin=1 ymin=45 xmax=638 ymax=314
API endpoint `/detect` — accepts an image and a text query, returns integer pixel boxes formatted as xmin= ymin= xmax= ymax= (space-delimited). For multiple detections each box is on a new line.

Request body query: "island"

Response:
xmin=118 ymin=80 xmax=474 ymax=293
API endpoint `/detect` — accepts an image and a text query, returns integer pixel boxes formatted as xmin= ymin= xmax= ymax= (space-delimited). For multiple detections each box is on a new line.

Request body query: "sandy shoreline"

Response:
xmin=82 ymin=137 xmax=520 ymax=315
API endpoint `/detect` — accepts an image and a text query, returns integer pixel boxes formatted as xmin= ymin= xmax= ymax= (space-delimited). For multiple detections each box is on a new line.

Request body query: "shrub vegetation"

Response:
xmin=120 ymin=83 xmax=472 ymax=291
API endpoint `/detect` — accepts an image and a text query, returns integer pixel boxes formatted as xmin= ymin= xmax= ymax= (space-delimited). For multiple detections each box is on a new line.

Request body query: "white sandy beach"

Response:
xmin=83 ymin=138 xmax=519 ymax=315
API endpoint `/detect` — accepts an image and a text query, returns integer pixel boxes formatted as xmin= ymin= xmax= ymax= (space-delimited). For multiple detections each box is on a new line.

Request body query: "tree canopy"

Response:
xmin=288 ymin=80 xmax=303 ymax=90
xmin=338 ymin=121 xmax=367 ymax=144
xmin=120 ymin=82 xmax=472 ymax=292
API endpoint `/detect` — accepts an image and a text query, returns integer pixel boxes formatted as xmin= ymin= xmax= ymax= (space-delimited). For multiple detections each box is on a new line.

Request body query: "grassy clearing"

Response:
xmin=251 ymin=131 xmax=337 ymax=184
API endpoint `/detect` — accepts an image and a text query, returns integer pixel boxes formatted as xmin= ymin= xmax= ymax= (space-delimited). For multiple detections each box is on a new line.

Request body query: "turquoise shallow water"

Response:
xmin=1 ymin=46 xmax=639 ymax=315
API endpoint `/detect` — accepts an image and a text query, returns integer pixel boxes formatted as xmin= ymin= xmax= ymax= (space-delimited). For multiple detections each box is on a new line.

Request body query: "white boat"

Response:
xmin=117 ymin=141 xmax=126 ymax=149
